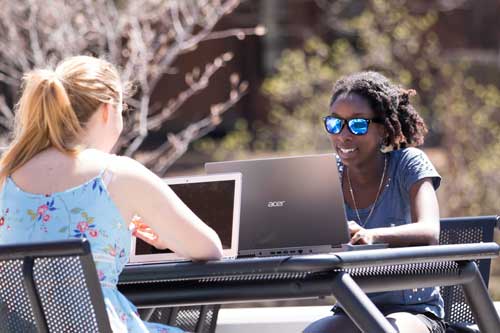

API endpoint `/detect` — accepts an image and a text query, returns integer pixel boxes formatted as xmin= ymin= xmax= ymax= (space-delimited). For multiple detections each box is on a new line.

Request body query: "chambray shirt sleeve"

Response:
xmin=398 ymin=147 xmax=441 ymax=192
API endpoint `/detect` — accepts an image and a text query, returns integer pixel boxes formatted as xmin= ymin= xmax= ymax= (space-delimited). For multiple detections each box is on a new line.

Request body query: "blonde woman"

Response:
xmin=0 ymin=56 xmax=222 ymax=332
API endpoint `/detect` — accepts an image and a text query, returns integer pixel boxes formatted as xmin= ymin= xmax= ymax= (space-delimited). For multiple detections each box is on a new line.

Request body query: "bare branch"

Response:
xmin=123 ymin=94 xmax=151 ymax=157
xmin=146 ymin=77 xmax=248 ymax=174
xmin=0 ymin=0 xmax=263 ymax=173
xmin=0 ymin=72 xmax=20 ymax=87
xmin=149 ymin=0 xmax=241 ymax=87
xmin=0 ymin=96 xmax=14 ymax=120
xmin=147 ymin=53 xmax=234 ymax=131
xmin=204 ymin=25 xmax=267 ymax=42
xmin=0 ymin=96 xmax=14 ymax=129
xmin=27 ymin=0 xmax=45 ymax=67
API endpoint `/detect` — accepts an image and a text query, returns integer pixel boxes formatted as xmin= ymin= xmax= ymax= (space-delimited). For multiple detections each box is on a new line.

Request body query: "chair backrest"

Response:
xmin=0 ymin=239 xmax=112 ymax=333
xmin=439 ymin=215 xmax=499 ymax=325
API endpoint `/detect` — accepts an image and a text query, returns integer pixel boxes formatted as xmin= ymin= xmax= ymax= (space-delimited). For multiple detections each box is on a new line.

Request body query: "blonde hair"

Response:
xmin=0 ymin=56 xmax=121 ymax=181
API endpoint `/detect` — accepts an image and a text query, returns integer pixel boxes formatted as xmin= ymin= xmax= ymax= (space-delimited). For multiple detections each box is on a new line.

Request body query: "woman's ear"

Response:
xmin=98 ymin=103 xmax=110 ymax=124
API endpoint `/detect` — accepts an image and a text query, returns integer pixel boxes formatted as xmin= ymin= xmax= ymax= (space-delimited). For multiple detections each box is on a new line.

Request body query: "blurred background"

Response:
xmin=0 ymin=0 xmax=499 ymax=300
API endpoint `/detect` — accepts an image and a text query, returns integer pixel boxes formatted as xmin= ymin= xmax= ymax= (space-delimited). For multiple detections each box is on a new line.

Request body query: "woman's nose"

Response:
xmin=338 ymin=124 xmax=353 ymax=140
xmin=331 ymin=129 xmax=352 ymax=145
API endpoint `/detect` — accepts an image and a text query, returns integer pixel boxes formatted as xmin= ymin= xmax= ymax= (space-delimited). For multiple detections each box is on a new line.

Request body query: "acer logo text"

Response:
xmin=268 ymin=201 xmax=286 ymax=207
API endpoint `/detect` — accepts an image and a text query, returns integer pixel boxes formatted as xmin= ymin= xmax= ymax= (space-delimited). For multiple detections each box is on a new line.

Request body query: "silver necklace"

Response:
xmin=346 ymin=155 xmax=387 ymax=227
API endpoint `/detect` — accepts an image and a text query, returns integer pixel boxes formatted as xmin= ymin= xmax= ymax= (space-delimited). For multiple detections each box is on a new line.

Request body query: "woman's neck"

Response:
xmin=346 ymin=153 xmax=386 ymax=186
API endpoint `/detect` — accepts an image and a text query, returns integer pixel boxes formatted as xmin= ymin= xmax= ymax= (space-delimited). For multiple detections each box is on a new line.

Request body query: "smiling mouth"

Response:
xmin=339 ymin=147 xmax=357 ymax=154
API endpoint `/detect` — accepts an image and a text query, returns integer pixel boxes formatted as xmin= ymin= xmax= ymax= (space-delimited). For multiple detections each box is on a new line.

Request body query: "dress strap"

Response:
xmin=101 ymin=169 xmax=114 ymax=187
xmin=99 ymin=154 xmax=116 ymax=187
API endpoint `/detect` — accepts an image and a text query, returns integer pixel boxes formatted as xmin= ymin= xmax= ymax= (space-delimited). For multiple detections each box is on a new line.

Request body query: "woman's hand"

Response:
xmin=129 ymin=215 xmax=168 ymax=250
xmin=348 ymin=220 xmax=377 ymax=245
xmin=348 ymin=220 xmax=363 ymax=237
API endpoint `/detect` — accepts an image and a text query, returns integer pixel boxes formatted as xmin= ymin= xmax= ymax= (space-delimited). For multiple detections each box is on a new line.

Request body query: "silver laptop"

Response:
xmin=128 ymin=173 xmax=242 ymax=264
xmin=205 ymin=154 xmax=351 ymax=257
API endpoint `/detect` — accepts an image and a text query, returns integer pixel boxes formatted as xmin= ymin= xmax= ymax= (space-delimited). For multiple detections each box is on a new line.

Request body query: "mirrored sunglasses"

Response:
xmin=323 ymin=116 xmax=383 ymax=136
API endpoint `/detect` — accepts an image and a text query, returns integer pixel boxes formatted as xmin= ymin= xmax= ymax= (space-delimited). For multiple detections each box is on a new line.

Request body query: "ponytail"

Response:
xmin=0 ymin=56 xmax=122 ymax=182
xmin=0 ymin=70 xmax=82 ymax=181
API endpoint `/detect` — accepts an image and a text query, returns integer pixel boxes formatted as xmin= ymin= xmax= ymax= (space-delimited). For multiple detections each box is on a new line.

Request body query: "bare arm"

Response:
xmin=110 ymin=156 xmax=223 ymax=261
xmin=349 ymin=178 xmax=440 ymax=246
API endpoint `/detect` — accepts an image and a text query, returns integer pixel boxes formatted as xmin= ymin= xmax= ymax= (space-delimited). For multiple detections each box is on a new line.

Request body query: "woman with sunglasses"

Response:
xmin=304 ymin=72 xmax=446 ymax=333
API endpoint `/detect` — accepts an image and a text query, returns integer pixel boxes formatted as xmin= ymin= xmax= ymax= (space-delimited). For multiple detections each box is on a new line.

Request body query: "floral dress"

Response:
xmin=0 ymin=172 xmax=183 ymax=333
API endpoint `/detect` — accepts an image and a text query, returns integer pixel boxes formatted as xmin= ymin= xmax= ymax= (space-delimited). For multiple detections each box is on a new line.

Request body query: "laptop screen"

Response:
xmin=128 ymin=173 xmax=241 ymax=264
xmin=206 ymin=154 xmax=349 ymax=257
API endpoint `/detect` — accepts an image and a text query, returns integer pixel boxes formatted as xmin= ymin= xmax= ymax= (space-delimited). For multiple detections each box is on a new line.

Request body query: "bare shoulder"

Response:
xmin=79 ymin=149 xmax=145 ymax=176
xmin=104 ymin=154 xmax=165 ymax=196
xmin=106 ymin=155 xmax=156 ymax=182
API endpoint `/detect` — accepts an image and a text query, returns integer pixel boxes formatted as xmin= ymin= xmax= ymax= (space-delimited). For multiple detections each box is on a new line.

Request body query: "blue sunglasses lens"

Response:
xmin=324 ymin=117 xmax=343 ymax=134
xmin=348 ymin=118 xmax=369 ymax=135
xmin=324 ymin=117 xmax=371 ymax=135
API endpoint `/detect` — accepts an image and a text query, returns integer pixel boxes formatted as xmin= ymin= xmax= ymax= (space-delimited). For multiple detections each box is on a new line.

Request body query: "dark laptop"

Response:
xmin=205 ymin=154 xmax=353 ymax=257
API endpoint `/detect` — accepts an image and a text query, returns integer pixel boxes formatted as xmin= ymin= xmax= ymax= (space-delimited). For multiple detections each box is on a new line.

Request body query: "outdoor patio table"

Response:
xmin=118 ymin=243 xmax=500 ymax=333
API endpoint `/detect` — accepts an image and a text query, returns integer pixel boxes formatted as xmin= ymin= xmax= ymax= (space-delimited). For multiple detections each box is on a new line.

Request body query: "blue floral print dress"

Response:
xmin=0 ymin=172 xmax=183 ymax=333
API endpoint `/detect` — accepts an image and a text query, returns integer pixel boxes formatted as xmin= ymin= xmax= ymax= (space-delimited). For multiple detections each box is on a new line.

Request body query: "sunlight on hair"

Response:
xmin=0 ymin=56 xmax=122 ymax=181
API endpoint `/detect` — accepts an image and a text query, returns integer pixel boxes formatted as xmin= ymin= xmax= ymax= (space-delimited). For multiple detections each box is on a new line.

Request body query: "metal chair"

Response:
xmin=138 ymin=305 xmax=220 ymax=333
xmin=439 ymin=215 xmax=499 ymax=328
xmin=0 ymin=239 xmax=112 ymax=333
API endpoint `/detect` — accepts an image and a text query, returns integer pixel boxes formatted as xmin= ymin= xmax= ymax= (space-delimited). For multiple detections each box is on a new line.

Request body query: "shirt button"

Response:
xmin=409 ymin=295 xmax=412 ymax=299
xmin=418 ymin=297 xmax=422 ymax=301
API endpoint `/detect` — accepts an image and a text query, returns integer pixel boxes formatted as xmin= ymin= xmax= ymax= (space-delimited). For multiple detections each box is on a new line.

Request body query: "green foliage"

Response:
xmin=193 ymin=118 xmax=254 ymax=161
xmin=434 ymin=71 xmax=500 ymax=215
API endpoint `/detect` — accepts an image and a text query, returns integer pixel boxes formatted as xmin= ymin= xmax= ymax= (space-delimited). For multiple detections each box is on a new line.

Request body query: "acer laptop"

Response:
xmin=128 ymin=173 xmax=241 ymax=264
xmin=205 ymin=154 xmax=353 ymax=257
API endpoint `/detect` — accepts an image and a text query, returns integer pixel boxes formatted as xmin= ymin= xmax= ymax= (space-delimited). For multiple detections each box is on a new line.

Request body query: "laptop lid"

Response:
xmin=205 ymin=154 xmax=349 ymax=257
xmin=128 ymin=173 xmax=241 ymax=264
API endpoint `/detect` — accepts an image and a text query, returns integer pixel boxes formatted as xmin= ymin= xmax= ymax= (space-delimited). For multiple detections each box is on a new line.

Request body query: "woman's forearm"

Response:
xmin=372 ymin=221 xmax=439 ymax=247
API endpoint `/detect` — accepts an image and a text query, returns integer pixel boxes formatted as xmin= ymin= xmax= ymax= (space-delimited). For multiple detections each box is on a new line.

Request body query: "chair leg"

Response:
xmin=460 ymin=261 xmax=500 ymax=333
xmin=194 ymin=305 xmax=221 ymax=333
xmin=194 ymin=305 xmax=210 ymax=333
xmin=209 ymin=305 xmax=221 ymax=333
xmin=138 ymin=307 xmax=156 ymax=321
xmin=167 ymin=307 xmax=180 ymax=326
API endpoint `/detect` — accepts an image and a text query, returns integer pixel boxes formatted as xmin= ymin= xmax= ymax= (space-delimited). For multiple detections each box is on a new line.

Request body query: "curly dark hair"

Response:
xmin=329 ymin=71 xmax=428 ymax=149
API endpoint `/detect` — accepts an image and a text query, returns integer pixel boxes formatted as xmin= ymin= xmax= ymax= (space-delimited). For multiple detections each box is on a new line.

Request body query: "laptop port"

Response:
xmin=298 ymin=249 xmax=303 ymax=254
xmin=270 ymin=251 xmax=275 ymax=255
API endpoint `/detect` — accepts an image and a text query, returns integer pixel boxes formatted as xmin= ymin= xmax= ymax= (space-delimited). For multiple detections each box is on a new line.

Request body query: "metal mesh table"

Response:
xmin=119 ymin=243 xmax=500 ymax=333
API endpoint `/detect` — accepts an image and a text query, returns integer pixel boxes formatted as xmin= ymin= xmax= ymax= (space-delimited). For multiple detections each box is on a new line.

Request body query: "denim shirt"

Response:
xmin=337 ymin=147 xmax=445 ymax=318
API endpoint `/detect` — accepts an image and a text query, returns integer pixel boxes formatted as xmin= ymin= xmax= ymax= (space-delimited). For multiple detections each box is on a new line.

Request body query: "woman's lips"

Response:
xmin=338 ymin=147 xmax=357 ymax=154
